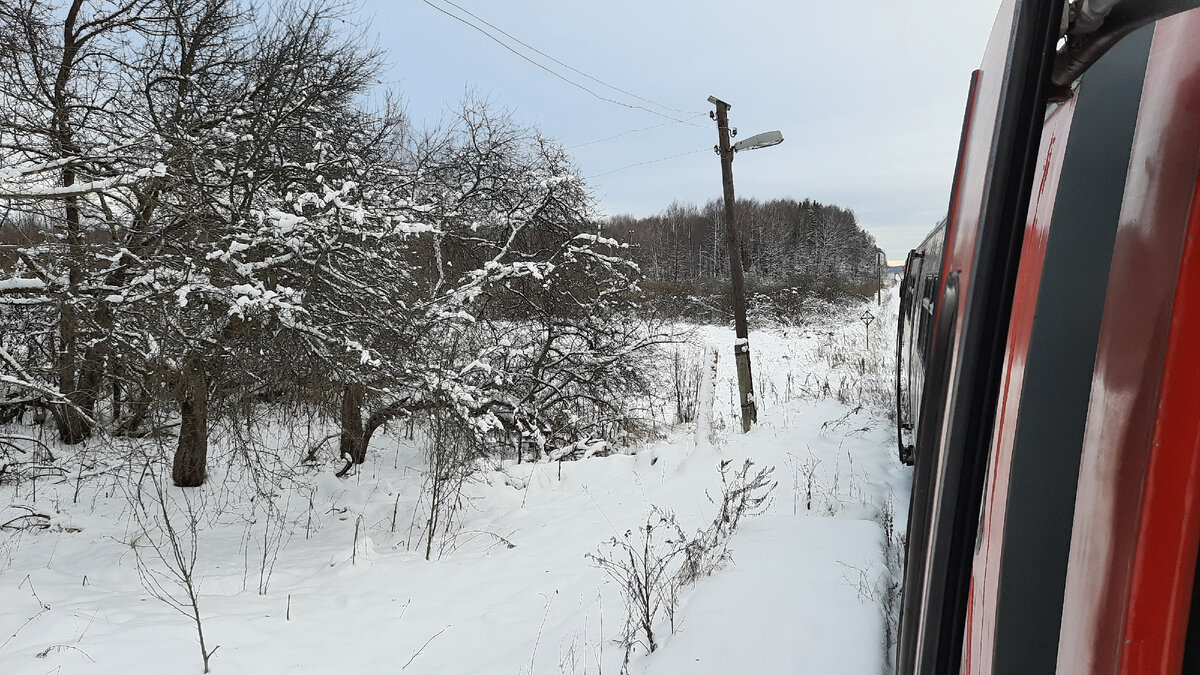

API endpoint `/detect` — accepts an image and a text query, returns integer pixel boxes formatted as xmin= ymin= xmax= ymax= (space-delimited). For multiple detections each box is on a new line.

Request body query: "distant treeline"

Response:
xmin=604 ymin=198 xmax=883 ymax=320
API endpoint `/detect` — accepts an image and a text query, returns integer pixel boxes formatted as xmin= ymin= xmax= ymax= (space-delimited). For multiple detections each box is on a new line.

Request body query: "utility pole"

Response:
xmin=708 ymin=95 xmax=757 ymax=432
xmin=877 ymin=249 xmax=885 ymax=305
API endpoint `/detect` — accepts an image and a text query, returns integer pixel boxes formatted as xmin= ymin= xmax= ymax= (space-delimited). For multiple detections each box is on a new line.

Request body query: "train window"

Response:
xmin=920 ymin=275 xmax=939 ymax=350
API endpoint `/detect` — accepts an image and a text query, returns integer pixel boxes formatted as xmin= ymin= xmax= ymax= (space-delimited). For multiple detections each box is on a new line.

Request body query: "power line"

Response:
xmin=421 ymin=0 xmax=701 ymax=126
xmin=587 ymin=148 xmax=708 ymax=179
xmin=567 ymin=114 xmax=708 ymax=150
xmin=435 ymin=0 xmax=703 ymax=119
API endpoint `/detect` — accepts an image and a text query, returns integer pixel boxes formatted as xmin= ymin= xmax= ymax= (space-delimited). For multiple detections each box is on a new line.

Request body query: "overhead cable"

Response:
xmin=567 ymin=114 xmax=708 ymax=150
xmin=421 ymin=0 xmax=701 ymax=126
xmin=435 ymin=0 xmax=704 ymax=120
xmin=588 ymin=148 xmax=708 ymax=179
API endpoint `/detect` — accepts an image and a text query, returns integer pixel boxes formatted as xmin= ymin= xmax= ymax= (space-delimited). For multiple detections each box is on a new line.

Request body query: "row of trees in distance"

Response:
xmin=605 ymin=198 xmax=884 ymax=318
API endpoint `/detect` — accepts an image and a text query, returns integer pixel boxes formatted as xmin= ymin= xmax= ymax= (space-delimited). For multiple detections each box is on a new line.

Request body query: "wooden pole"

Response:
xmin=710 ymin=96 xmax=757 ymax=432
xmin=877 ymin=249 xmax=884 ymax=305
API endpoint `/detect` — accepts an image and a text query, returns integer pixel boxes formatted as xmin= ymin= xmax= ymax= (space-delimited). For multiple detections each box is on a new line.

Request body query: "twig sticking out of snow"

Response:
xmin=403 ymin=625 xmax=451 ymax=670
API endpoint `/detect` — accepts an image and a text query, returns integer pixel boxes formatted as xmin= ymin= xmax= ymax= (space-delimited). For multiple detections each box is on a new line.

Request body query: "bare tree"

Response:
xmin=0 ymin=0 xmax=152 ymax=443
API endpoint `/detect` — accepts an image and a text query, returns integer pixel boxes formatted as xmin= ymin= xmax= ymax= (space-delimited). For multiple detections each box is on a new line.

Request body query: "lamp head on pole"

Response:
xmin=732 ymin=130 xmax=784 ymax=153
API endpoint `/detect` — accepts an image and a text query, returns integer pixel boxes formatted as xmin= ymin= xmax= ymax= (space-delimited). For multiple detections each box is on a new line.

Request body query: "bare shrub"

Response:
xmin=587 ymin=460 xmax=776 ymax=666
xmin=587 ymin=508 xmax=685 ymax=662
xmin=677 ymin=459 xmax=776 ymax=586
xmin=125 ymin=456 xmax=217 ymax=673
xmin=879 ymin=498 xmax=903 ymax=665
xmin=409 ymin=412 xmax=477 ymax=560
xmin=250 ymin=496 xmax=292 ymax=596
xmin=807 ymin=299 xmax=897 ymax=419
xmin=670 ymin=348 xmax=703 ymax=424
xmin=784 ymin=450 xmax=823 ymax=514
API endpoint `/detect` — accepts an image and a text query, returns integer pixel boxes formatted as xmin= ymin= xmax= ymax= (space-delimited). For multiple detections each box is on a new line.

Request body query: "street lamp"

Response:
xmin=708 ymin=95 xmax=784 ymax=433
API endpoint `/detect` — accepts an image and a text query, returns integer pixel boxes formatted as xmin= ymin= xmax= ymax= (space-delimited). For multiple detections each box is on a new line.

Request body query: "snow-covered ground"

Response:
xmin=0 ymin=290 xmax=909 ymax=674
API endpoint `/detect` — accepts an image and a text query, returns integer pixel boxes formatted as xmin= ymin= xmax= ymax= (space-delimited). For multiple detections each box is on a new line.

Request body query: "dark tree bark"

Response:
xmin=336 ymin=386 xmax=427 ymax=477
xmin=50 ymin=1 xmax=92 ymax=445
xmin=339 ymin=383 xmax=366 ymax=465
xmin=172 ymin=358 xmax=209 ymax=487
xmin=77 ymin=343 xmax=105 ymax=415
xmin=51 ymin=342 xmax=105 ymax=445
xmin=52 ymin=403 xmax=89 ymax=445
xmin=112 ymin=365 xmax=123 ymax=422
xmin=116 ymin=375 xmax=153 ymax=437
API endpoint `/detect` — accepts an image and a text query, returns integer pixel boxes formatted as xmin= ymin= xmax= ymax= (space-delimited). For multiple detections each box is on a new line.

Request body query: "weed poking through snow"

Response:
xmin=587 ymin=460 xmax=776 ymax=669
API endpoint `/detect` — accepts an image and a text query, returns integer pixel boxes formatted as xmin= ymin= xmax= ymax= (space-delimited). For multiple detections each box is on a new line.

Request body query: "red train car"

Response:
xmin=895 ymin=1 xmax=1200 ymax=672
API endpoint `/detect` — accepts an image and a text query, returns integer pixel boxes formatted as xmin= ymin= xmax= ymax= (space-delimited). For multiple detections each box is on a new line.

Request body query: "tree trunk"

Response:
xmin=52 ymin=4 xmax=89 ymax=445
xmin=339 ymin=383 xmax=366 ymax=464
xmin=52 ymin=402 xmax=90 ymax=445
xmin=50 ymin=343 xmax=102 ymax=445
xmin=116 ymin=396 xmax=151 ymax=437
xmin=115 ymin=369 xmax=153 ymax=436
xmin=112 ymin=367 xmax=122 ymax=422
xmin=172 ymin=358 xmax=209 ymax=487
xmin=361 ymin=407 xmax=395 ymax=457
xmin=336 ymin=386 xmax=409 ymax=477
xmin=76 ymin=343 xmax=104 ymax=415
xmin=51 ymin=291 xmax=91 ymax=444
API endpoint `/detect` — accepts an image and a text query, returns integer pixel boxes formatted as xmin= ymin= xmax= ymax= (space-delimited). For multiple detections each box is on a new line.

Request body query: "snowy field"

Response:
xmin=0 ymin=290 xmax=908 ymax=674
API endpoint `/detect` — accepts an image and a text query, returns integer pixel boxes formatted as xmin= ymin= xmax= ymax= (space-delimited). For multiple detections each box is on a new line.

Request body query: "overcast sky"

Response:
xmin=355 ymin=1 xmax=1001 ymax=261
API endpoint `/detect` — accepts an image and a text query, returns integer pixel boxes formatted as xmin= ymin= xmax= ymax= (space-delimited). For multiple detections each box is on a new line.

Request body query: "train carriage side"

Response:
xmin=896 ymin=219 xmax=947 ymax=466
xmin=898 ymin=0 xmax=1060 ymax=671
xmin=1054 ymin=10 xmax=1200 ymax=672
xmin=897 ymin=1 xmax=1200 ymax=673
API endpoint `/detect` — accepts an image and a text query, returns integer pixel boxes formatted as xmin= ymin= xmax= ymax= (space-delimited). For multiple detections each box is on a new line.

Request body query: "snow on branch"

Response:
xmin=0 ymin=164 xmax=167 ymax=201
